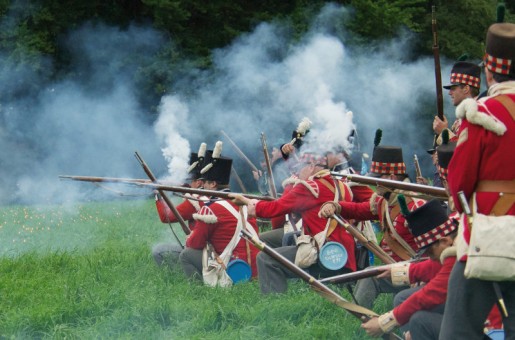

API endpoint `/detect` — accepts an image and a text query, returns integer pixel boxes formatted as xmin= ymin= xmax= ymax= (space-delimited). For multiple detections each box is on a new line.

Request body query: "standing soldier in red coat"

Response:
xmin=179 ymin=141 xmax=260 ymax=285
xmin=433 ymin=61 xmax=482 ymax=142
xmin=440 ymin=23 xmax=515 ymax=339
xmin=152 ymin=143 xmax=208 ymax=267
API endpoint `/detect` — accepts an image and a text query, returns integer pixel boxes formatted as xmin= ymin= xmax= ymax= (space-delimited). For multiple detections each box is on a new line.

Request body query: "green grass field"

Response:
xmin=0 ymin=198 xmax=391 ymax=339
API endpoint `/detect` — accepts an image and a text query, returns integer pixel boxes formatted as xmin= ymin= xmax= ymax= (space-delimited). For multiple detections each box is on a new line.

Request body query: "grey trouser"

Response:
xmin=439 ymin=261 xmax=515 ymax=340
xmin=354 ymin=275 xmax=408 ymax=309
xmin=394 ymin=286 xmax=444 ymax=340
xmin=259 ymin=228 xmax=284 ymax=248
xmin=152 ymin=243 xmax=183 ymax=269
xmin=179 ymin=247 xmax=203 ymax=281
xmin=257 ymin=245 xmax=351 ymax=295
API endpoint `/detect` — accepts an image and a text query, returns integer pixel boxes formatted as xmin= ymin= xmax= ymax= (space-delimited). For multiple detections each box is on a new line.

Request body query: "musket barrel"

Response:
xmin=60 ymin=175 xmax=275 ymax=201
xmin=332 ymin=172 xmax=448 ymax=200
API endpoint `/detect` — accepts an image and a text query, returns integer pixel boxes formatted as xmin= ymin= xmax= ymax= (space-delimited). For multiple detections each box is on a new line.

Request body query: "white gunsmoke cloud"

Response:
xmin=0 ymin=22 xmax=166 ymax=205
xmin=155 ymin=3 xmax=455 ymax=180
xmin=154 ymin=96 xmax=191 ymax=184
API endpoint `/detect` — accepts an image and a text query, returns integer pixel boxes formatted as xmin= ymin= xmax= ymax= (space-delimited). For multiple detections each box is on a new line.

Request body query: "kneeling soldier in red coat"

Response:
xmin=179 ymin=142 xmax=260 ymax=284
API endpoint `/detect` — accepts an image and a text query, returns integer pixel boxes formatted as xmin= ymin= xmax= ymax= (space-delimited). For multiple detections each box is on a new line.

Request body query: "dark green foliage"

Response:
xmin=497 ymin=2 xmax=506 ymax=22
xmin=1 ymin=0 xmax=514 ymax=114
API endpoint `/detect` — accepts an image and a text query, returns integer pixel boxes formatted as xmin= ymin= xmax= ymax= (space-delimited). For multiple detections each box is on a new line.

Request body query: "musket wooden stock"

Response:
xmin=332 ymin=172 xmax=448 ymax=200
xmin=331 ymin=215 xmax=396 ymax=264
xmin=220 ymin=130 xmax=259 ymax=172
xmin=134 ymin=152 xmax=191 ymax=236
xmin=261 ymin=132 xmax=278 ymax=198
xmin=432 ymin=5 xmax=444 ymax=120
xmin=320 ymin=264 xmax=389 ymax=284
xmin=240 ymin=229 xmax=401 ymax=340
xmin=320 ymin=257 xmax=427 ymax=284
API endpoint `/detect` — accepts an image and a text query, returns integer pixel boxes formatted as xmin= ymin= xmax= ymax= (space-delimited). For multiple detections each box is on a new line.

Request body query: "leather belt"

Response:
xmin=476 ymin=179 xmax=515 ymax=194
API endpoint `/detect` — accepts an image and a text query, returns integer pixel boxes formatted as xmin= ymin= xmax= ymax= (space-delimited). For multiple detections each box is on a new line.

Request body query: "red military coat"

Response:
xmin=255 ymin=170 xmax=357 ymax=271
xmin=337 ymin=193 xmax=424 ymax=262
xmin=156 ymin=194 xmax=206 ymax=230
xmin=393 ymin=250 xmax=454 ymax=325
xmin=447 ymin=91 xmax=515 ymax=261
xmin=186 ymin=199 xmax=260 ymax=277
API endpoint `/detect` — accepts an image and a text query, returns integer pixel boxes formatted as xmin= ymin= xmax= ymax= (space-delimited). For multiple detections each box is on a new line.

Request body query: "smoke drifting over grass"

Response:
xmin=0 ymin=3 xmax=455 ymax=206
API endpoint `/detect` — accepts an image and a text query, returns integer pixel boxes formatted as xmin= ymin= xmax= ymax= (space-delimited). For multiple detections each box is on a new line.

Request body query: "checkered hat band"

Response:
xmin=299 ymin=153 xmax=327 ymax=166
xmin=484 ymin=53 xmax=512 ymax=75
xmin=415 ymin=219 xmax=457 ymax=248
xmin=437 ymin=165 xmax=448 ymax=180
xmin=450 ymin=73 xmax=480 ymax=88
xmin=370 ymin=161 xmax=406 ymax=175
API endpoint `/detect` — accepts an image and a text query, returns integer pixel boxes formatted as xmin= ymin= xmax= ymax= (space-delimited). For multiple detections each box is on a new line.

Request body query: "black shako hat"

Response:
xmin=436 ymin=142 xmax=456 ymax=180
xmin=406 ymin=199 xmax=457 ymax=249
xmin=200 ymin=141 xmax=232 ymax=185
xmin=369 ymin=146 xmax=406 ymax=178
xmin=443 ymin=61 xmax=481 ymax=89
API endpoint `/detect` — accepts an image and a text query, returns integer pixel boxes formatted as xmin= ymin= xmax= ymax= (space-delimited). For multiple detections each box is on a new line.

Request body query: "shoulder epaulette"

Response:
xmin=456 ymin=98 xmax=507 ymax=135
xmin=294 ymin=179 xmax=319 ymax=198
xmin=193 ymin=205 xmax=217 ymax=224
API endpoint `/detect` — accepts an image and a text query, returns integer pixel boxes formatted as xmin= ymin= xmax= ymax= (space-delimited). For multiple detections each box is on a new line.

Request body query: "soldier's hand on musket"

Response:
xmin=416 ymin=176 xmax=429 ymax=185
xmin=404 ymin=331 xmax=412 ymax=340
xmin=318 ymin=201 xmax=341 ymax=218
xmin=281 ymin=143 xmax=295 ymax=156
xmin=252 ymin=170 xmax=262 ymax=181
xmin=376 ymin=267 xmax=391 ymax=279
xmin=361 ymin=317 xmax=383 ymax=337
xmin=433 ymin=115 xmax=448 ymax=134
xmin=229 ymin=194 xmax=250 ymax=206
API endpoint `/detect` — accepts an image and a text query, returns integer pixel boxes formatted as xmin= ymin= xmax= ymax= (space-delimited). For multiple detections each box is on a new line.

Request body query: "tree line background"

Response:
xmin=1 ymin=0 xmax=514 ymax=116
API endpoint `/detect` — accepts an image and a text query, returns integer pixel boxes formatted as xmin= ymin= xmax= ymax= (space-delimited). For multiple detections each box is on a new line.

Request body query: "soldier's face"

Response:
xmin=448 ymin=85 xmax=470 ymax=106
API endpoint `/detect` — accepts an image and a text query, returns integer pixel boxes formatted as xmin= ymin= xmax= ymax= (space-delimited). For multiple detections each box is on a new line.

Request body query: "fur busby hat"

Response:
xmin=484 ymin=23 xmax=515 ymax=75
xmin=368 ymin=129 xmax=406 ymax=178
xmin=404 ymin=199 xmax=457 ymax=249
xmin=443 ymin=61 xmax=481 ymax=89
xmin=187 ymin=143 xmax=207 ymax=180
xmin=200 ymin=141 xmax=232 ymax=185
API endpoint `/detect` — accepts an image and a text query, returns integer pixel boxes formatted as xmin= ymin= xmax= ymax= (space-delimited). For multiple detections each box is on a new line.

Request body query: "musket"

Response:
xmin=58 ymin=175 xmax=152 ymax=184
xmin=413 ymin=154 xmax=423 ymax=178
xmin=59 ymin=175 xmax=274 ymax=201
xmin=432 ymin=5 xmax=444 ymax=121
xmin=220 ymin=130 xmax=259 ymax=172
xmin=239 ymin=228 xmax=401 ymax=340
xmin=260 ymin=132 xmax=278 ymax=198
xmin=134 ymin=152 xmax=191 ymax=236
xmin=457 ymin=191 xmax=508 ymax=318
xmin=331 ymin=215 xmax=396 ymax=265
xmin=231 ymin=166 xmax=248 ymax=193
xmin=320 ymin=257 xmax=426 ymax=284
xmin=331 ymin=172 xmax=448 ymax=200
